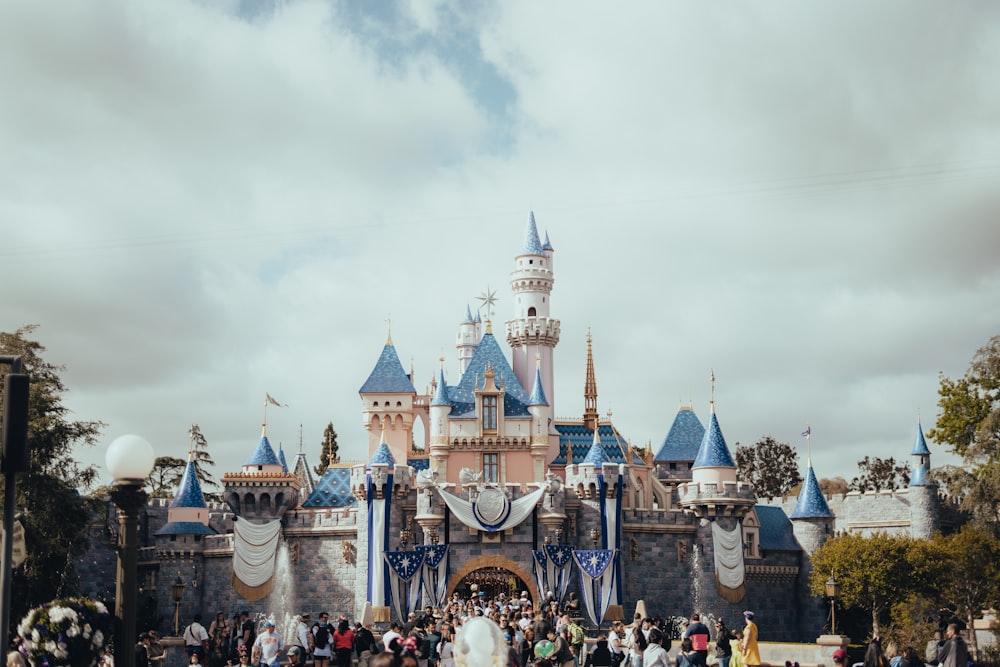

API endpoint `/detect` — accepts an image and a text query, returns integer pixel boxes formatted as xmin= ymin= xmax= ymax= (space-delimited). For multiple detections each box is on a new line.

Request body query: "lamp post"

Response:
xmin=107 ymin=435 xmax=155 ymax=667
xmin=825 ymin=575 xmax=840 ymax=635
xmin=171 ymin=575 xmax=186 ymax=636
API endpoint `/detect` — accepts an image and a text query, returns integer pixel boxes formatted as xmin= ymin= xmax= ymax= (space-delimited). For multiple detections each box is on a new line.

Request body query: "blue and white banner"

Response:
xmin=531 ymin=549 xmax=548 ymax=603
xmin=416 ymin=544 xmax=450 ymax=609
xmin=366 ymin=473 xmax=394 ymax=608
xmin=573 ymin=549 xmax=618 ymax=627
xmin=598 ymin=470 xmax=624 ymax=611
xmin=545 ymin=544 xmax=575 ymax=604
xmin=385 ymin=550 xmax=425 ymax=624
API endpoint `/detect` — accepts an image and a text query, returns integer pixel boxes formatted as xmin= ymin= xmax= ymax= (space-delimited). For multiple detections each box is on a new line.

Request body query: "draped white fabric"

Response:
xmin=437 ymin=485 xmax=546 ymax=532
xmin=232 ymin=518 xmax=282 ymax=587
xmin=711 ymin=521 xmax=745 ymax=590
xmin=598 ymin=472 xmax=623 ymax=609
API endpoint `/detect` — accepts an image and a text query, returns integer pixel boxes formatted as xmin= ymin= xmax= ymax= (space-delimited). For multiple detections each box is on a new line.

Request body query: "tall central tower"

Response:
xmin=506 ymin=212 xmax=560 ymax=460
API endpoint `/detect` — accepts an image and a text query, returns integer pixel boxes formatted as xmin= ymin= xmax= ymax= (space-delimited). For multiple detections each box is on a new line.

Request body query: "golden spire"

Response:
xmin=385 ymin=314 xmax=393 ymax=345
xmin=584 ymin=330 xmax=598 ymax=431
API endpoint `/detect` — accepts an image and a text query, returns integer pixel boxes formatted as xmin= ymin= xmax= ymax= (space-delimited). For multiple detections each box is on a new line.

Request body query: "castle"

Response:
xmin=78 ymin=214 xmax=946 ymax=642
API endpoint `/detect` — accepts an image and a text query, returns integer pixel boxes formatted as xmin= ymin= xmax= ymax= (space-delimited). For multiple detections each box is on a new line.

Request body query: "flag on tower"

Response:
xmin=266 ymin=393 xmax=286 ymax=407
xmin=801 ymin=426 xmax=811 ymax=437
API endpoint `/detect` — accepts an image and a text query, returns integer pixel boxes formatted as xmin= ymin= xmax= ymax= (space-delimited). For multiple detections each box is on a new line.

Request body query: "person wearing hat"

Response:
xmin=739 ymin=613 xmax=760 ymax=667
xmin=833 ymin=649 xmax=848 ymax=667
xmin=288 ymin=647 xmax=305 ymax=667
xmin=297 ymin=614 xmax=314 ymax=660
xmin=252 ymin=621 xmax=284 ymax=667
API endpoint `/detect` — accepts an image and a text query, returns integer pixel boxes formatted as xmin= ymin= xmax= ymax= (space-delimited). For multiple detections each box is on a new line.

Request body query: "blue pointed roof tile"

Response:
xmin=368 ymin=442 xmax=396 ymax=468
xmin=692 ymin=410 xmax=736 ymax=468
xmin=450 ymin=333 xmax=531 ymax=417
xmin=359 ymin=344 xmax=417 ymax=394
xmin=154 ymin=521 xmax=216 ymax=536
xmin=755 ymin=506 xmax=802 ymax=551
xmin=542 ymin=231 xmax=553 ymax=252
xmin=553 ymin=423 xmax=630 ymax=466
xmin=464 ymin=304 xmax=474 ymax=323
xmin=246 ymin=435 xmax=281 ymax=466
xmin=582 ymin=431 xmax=609 ymax=467
xmin=522 ymin=212 xmax=544 ymax=255
xmin=528 ymin=367 xmax=549 ymax=406
xmin=432 ymin=368 xmax=451 ymax=406
xmin=170 ymin=459 xmax=208 ymax=509
xmin=278 ymin=448 xmax=289 ymax=473
xmin=911 ymin=422 xmax=931 ymax=456
xmin=790 ymin=465 xmax=834 ymax=519
xmin=654 ymin=408 xmax=706 ymax=462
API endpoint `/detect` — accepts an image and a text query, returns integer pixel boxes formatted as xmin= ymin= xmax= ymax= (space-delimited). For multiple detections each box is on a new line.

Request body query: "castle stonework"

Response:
xmin=78 ymin=214 xmax=946 ymax=642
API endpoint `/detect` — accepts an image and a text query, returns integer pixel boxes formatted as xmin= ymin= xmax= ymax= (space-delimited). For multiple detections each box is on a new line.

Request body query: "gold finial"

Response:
xmin=485 ymin=320 xmax=493 ymax=334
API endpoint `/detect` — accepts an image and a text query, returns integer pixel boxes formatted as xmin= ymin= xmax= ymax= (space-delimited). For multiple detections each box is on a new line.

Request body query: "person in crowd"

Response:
xmin=832 ymin=649 xmax=848 ymax=667
xmin=627 ymin=617 xmax=647 ymax=667
xmin=438 ymin=626 xmax=455 ymax=667
xmin=288 ymin=647 xmax=306 ymax=667
xmin=935 ymin=624 xmax=968 ymax=667
xmin=383 ymin=622 xmax=404 ymax=652
xmin=240 ymin=612 xmax=256 ymax=655
xmin=332 ymin=618 xmax=355 ymax=667
xmin=864 ymin=637 xmax=886 ymax=667
xmin=296 ymin=614 xmax=314 ymax=662
xmin=355 ymin=619 xmax=379 ymax=667
xmin=209 ymin=613 xmax=231 ymax=667
xmin=147 ymin=631 xmax=166 ymax=667
xmin=135 ymin=633 xmax=151 ymax=667
xmin=251 ymin=620 xmax=284 ymax=667
xmin=584 ymin=636 xmax=613 ymax=667
xmin=313 ymin=613 xmax=334 ymax=667
xmin=682 ymin=615 xmax=710 ymax=667
xmin=925 ymin=631 xmax=943 ymax=667
xmin=190 ymin=653 xmax=203 ymax=665
xmin=899 ymin=647 xmax=923 ymax=667
xmin=372 ymin=650 xmax=403 ymax=667
xmin=713 ymin=618 xmax=735 ymax=667
xmin=885 ymin=642 xmax=901 ymax=667
xmin=739 ymin=613 xmax=760 ymax=667
xmin=641 ymin=629 xmax=669 ymax=667
xmin=608 ymin=622 xmax=626 ymax=667
xmin=549 ymin=627 xmax=574 ymax=667
xmin=185 ymin=616 xmax=210 ymax=659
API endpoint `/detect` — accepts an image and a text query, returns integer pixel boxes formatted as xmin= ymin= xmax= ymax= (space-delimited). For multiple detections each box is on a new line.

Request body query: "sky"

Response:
xmin=2 ymin=0 xmax=998 ymax=491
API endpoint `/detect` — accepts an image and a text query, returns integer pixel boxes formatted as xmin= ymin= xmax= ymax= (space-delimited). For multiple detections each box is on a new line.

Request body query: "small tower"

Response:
xmin=428 ymin=366 xmax=453 ymax=477
xmin=907 ymin=418 xmax=939 ymax=539
xmin=527 ymin=360 xmax=551 ymax=481
xmin=155 ymin=451 xmax=216 ymax=546
xmin=583 ymin=332 xmax=599 ymax=431
xmin=789 ymin=461 xmax=835 ymax=555
xmin=359 ymin=330 xmax=418 ymax=466
xmin=223 ymin=426 xmax=300 ymax=521
xmin=910 ymin=417 xmax=931 ymax=487
xmin=456 ymin=305 xmax=480 ymax=375
xmin=506 ymin=212 xmax=560 ymax=460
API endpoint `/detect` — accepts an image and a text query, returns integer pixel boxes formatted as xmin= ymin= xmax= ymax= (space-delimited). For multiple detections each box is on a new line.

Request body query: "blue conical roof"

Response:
xmin=582 ymin=430 xmax=609 ymax=467
xmin=464 ymin=304 xmax=474 ymax=323
xmin=246 ymin=434 xmax=281 ymax=466
xmin=911 ymin=422 xmax=930 ymax=455
xmin=170 ymin=458 xmax=208 ymax=509
xmin=449 ymin=332 xmax=531 ymax=417
xmin=431 ymin=368 xmax=451 ymax=407
xmin=692 ymin=409 xmax=736 ymax=468
xmin=542 ymin=231 xmax=553 ymax=252
xmin=528 ymin=367 xmax=549 ymax=406
xmin=654 ymin=407 xmax=706 ymax=462
xmin=368 ymin=442 xmax=395 ymax=468
xmin=522 ymin=212 xmax=544 ymax=255
xmin=359 ymin=344 xmax=417 ymax=394
xmin=790 ymin=465 xmax=834 ymax=519
xmin=278 ymin=447 xmax=289 ymax=473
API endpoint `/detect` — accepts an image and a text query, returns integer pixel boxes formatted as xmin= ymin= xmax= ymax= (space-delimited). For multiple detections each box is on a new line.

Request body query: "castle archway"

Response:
xmin=446 ymin=554 xmax=539 ymax=607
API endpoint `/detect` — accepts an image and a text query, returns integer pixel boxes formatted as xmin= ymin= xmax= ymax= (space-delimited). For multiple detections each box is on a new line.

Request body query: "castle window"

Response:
xmin=483 ymin=452 xmax=499 ymax=483
xmin=745 ymin=532 xmax=755 ymax=557
xmin=483 ymin=395 xmax=498 ymax=431
xmin=528 ymin=307 xmax=536 ymax=316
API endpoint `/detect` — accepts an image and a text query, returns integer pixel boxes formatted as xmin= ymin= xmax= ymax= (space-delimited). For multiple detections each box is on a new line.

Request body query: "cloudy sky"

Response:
xmin=2 ymin=0 xmax=998 ymax=491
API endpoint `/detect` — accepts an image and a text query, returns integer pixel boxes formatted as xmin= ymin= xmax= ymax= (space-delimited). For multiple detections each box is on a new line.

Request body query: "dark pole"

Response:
xmin=1 ymin=356 xmax=28 ymax=654
xmin=111 ymin=483 xmax=148 ymax=667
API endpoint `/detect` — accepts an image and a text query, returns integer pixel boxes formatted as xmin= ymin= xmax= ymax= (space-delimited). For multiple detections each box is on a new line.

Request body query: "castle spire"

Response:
xmin=584 ymin=330 xmax=599 ymax=430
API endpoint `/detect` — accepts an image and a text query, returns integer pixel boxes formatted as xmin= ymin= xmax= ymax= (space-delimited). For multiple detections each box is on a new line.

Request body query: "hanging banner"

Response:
xmin=437 ymin=485 xmax=546 ymax=532
xmin=416 ymin=544 xmax=450 ymax=609
xmin=532 ymin=549 xmax=549 ymax=603
xmin=598 ymin=470 xmax=624 ymax=610
xmin=711 ymin=521 xmax=746 ymax=603
xmin=231 ymin=517 xmax=282 ymax=602
xmin=367 ymin=473 xmax=394 ymax=610
xmin=544 ymin=544 xmax=575 ymax=604
xmin=385 ymin=550 xmax=425 ymax=623
xmin=573 ymin=549 xmax=618 ymax=627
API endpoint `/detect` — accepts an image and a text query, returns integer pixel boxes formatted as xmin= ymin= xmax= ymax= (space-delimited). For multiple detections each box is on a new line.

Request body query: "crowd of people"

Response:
xmin=115 ymin=592 xmax=976 ymax=667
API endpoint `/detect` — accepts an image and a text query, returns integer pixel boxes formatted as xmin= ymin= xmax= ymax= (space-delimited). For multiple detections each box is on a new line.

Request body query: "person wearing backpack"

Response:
xmin=566 ymin=618 xmax=585 ymax=667
xmin=312 ymin=613 xmax=333 ymax=667
xmin=355 ymin=620 xmax=379 ymax=667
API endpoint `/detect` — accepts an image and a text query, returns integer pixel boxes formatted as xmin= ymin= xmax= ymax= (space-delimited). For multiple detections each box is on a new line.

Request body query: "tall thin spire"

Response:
xmin=709 ymin=369 xmax=716 ymax=414
xmin=385 ymin=314 xmax=393 ymax=345
xmin=583 ymin=330 xmax=598 ymax=430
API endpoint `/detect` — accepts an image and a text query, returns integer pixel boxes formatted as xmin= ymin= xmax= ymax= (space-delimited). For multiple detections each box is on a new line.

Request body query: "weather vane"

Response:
xmin=477 ymin=285 xmax=498 ymax=320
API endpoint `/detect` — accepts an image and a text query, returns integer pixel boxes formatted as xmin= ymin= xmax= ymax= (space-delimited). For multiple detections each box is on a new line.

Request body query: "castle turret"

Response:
xmin=429 ymin=366 xmax=452 ymax=476
xmin=359 ymin=331 xmax=418 ymax=466
xmin=527 ymin=361 xmax=551 ymax=481
xmin=790 ymin=462 xmax=835 ymax=555
xmin=910 ymin=418 xmax=931 ymax=487
xmin=678 ymin=397 xmax=754 ymax=518
xmin=223 ymin=426 xmax=300 ymax=521
xmin=506 ymin=212 xmax=560 ymax=461
xmin=456 ymin=305 xmax=480 ymax=374
xmin=583 ymin=333 xmax=599 ymax=431
xmin=907 ymin=419 xmax=939 ymax=539
xmin=155 ymin=452 xmax=215 ymax=549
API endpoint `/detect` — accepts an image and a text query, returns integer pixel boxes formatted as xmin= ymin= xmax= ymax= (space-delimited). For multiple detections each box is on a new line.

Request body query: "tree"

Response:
xmin=931 ymin=524 xmax=1000 ymax=656
xmin=850 ymin=456 xmax=909 ymax=492
xmin=810 ymin=532 xmax=923 ymax=637
xmin=147 ymin=456 xmax=186 ymax=498
xmin=929 ymin=464 xmax=1000 ymax=528
xmin=928 ymin=335 xmax=1000 ymax=532
xmin=819 ymin=476 xmax=850 ymax=496
xmin=1 ymin=326 xmax=104 ymax=622
xmin=735 ymin=436 xmax=802 ymax=501
xmin=188 ymin=424 xmax=221 ymax=503
xmin=314 ymin=422 xmax=340 ymax=476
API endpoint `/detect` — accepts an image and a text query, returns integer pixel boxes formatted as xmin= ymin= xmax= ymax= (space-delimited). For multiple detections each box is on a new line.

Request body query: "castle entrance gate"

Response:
xmin=446 ymin=554 xmax=539 ymax=607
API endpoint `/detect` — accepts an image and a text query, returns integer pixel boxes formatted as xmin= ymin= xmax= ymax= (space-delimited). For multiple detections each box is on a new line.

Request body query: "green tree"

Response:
xmin=928 ymin=335 xmax=1000 ymax=532
xmin=810 ymin=532 xmax=923 ymax=637
xmin=931 ymin=525 xmax=1000 ymax=655
xmin=314 ymin=422 xmax=339 ymax=476
xmin=850 ymin=456 xmax=910 ymax=492
xmin=188 ymin=424 xmax=221 ymax=502
xmin=147 ymin=456 xmax=186 ymax=498
xmin=735 ymin=436 xmax=802 ymax=501
xmin=819 ymin=476 xmax=850 ymax=496
xmin=1 ymin=326 xmax=104 ymax=622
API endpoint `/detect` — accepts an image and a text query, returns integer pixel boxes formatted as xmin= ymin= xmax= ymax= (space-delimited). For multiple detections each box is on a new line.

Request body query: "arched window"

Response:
xmin=528 ymin=307 xmax=536 ymax=316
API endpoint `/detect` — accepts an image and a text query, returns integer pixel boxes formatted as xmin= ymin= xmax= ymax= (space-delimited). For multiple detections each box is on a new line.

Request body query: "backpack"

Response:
xmin=570 ymin=624 xmax=585 ymax=647
xmin=315 ymin=625 xmax=330 ymax=650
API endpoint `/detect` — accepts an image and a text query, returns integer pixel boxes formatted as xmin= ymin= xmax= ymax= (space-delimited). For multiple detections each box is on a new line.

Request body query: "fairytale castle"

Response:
xmin=78 ymin=214 xmax=946 ymax=642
